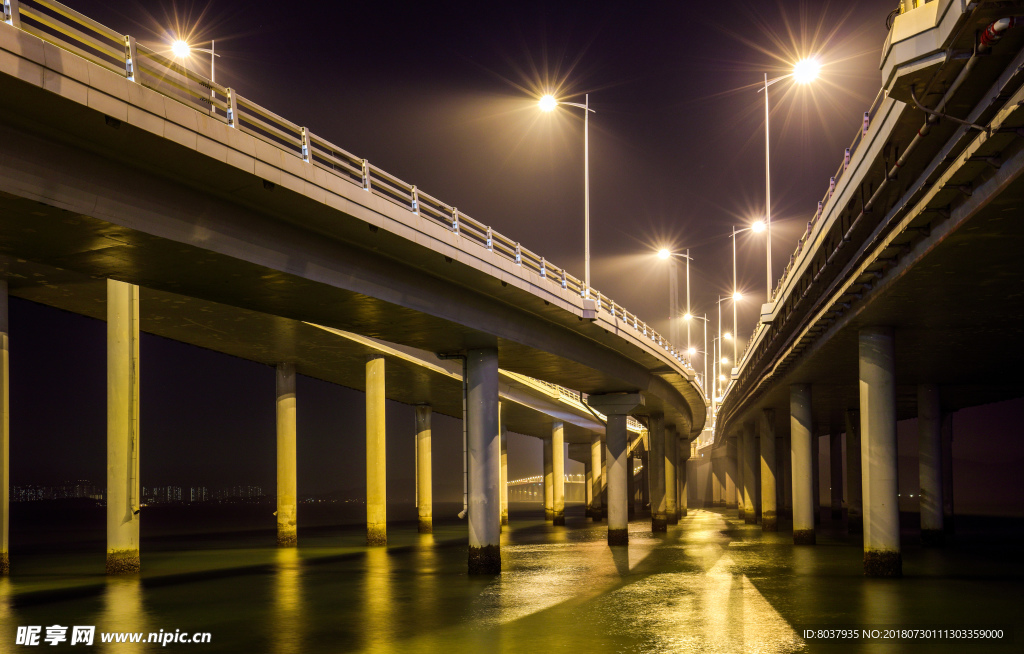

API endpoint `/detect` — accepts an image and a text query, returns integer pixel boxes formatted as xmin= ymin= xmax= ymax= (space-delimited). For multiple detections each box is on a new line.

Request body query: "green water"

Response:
xmin=2 ymin=506 xmax=1020 ymax=652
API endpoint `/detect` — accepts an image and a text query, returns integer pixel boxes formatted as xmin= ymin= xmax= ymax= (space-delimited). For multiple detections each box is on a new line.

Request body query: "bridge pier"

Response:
xmin=499 ymin=403 xmax=508 ymax=528
xmin=830 ymin=432 xmax=843 ymax=521
xmin=276 ymin=362 xmax=298 ymax=547
xmin=590 ymin=433 xmax=603 ymax=522
xmin=735 ymin=434 xmax=745 ymax=521
xmin=106 ymin=279 xmax=141 ymax=574
xmin=584 ymin=457 xmax=593 ymax=518
xmin=589 ymin=394 xmax=643 ymax=546
xmin=466 ymin=347 xmax=500 ymax=574
xmin=845 ymin=410 xmax=862 ymax=535
xmin=0 ymin=280 xmax=7 ymax=576
xmin=627 ymin=449 xmax=636 ymax=518
xmin=743 ymin=423 xmax=757 ymax=524
xmin=416 ymin=405 xmax=432 ymax=534
xmin=782 ymin=431 xmax=792 ymax=519
xmin=791 ymin=384 xmax=815 ymax=545
xmin=760 ymin=409 xmax=777 ymax=531
xmin=678 ymin=440 xmax=689 ymax=518
xmin=666 ymin=424 xmax=678 ymax=525
xmin=365 ymin=356 xmax=386 ymax=546
xmin=725 ymin=438 xmax=738 ymax=510
xmin=859 ymin=327 xmax=901 ymax=577
xmin=918 ymin=384 xmax=944 ymax=546
xmin=543 ymin=437 xmax=554 ymax=522
xmin=711 ymin=456 xmax=722 ymax=506
xmin=552 ymin=421 xmax=565 ymax=525
xmin=648 ymin=413 xmax=667 ymax=532
xmin=812 ymin=433 xmax=821 ymax=526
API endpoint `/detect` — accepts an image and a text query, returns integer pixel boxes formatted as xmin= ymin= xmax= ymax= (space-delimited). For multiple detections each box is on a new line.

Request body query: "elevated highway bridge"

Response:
xmin=704 ymin=0 xmax=1024 ymax=576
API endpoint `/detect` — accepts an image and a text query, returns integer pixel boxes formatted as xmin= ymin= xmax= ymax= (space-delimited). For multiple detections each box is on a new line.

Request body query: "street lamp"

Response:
xmin=656 ymin=248 xmax=692 ymax=349
xmin=170 ymin=38 xmax=220 ymax=83
xmin=540 ymin=93 xmax=596 ymax=294
xmin=759 ymin=58 xmax=820 ymax=301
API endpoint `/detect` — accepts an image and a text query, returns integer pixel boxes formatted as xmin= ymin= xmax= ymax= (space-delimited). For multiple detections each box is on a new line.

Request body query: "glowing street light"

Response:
xmin=169 ymin=37 xmax=220 ymax=85
xmin=759 ymin=58 xmax=821 ymax=301
xmin=539 ymin=93 xmax=596 ymax=293
xmin=171 ymin=39 xmax=190 ymax=58
xmin=656 ymin=248 xmax=693 ymax=351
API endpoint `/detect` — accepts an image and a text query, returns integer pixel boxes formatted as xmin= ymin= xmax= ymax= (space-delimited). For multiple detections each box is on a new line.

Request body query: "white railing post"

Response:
xmin=514 ymin=243 xmax=521 ymax=265
xmin=411 ymin=185 xmax=419 ymax=213
xmin=452 ymin=208 xmax=460 ymax=234
xmin=561 ymin=270 xmax=567 ymax=289
xmin=226 ymin=88 xmax=237 ymax=127
xmin=300 ymin=127 xmax=310 ymax=162
xmin=863 ymin=111 xmax=870 ymax=135
xmin=844 ymin=148 xmax=851 ymax=170
xmin=123 ymin=35 xmax=137 ymax=81
xmin=540 ymin=257 xmax=546 ymax=278
xmin=4 ymin=0 xmax=20 ymax=28
xmin=361 ymin=160 xmax=371 ymax=191
xmin=829 ymin=176 xmax=836 ymax=198
xmin=486 ymin=227 xmax=493 ymax=251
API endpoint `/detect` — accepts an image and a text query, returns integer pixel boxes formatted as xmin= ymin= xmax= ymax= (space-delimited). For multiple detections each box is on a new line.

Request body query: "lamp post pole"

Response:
xmin=764 ymin=73 xmax=772 ymax=300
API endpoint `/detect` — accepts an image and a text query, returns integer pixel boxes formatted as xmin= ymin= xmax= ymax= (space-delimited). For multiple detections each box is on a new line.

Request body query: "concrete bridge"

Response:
xmin=0 ymin=0 xmax=705 ymax=574
xmin=697 ymin=0 xmax=1024 ymax=576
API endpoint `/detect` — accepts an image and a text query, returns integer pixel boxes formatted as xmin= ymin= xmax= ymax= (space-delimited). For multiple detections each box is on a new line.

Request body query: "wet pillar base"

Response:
xmin=652 ymin=516 xmax=667 ymax=533
xmin=679 ymin=508 xmax=687 ymax=518
xmin=793 ymin=529 xmax=816 ymax=545
xmin=864 ymin=550 xmax=902 ymax=577
xmin=468 ymin=545 xmax=500 ymax=575
xmin=745 ymin=514 xmax=756 ymax=525
xmin=106 ymin=550 xmax=140 ymax=575
xmin=418 ymin=518 xmax=433 ymax=534
xmin=668 ymin=514 xmax=679 ymax=525
xmin=608 ymin=529 xmax=628 ymax=546
xmin=0 ymin=552 xmax=7 ymax=575
xmin=544 ymin=509 xmax=554 ymax=521
xmin=762 ymin=511 xmax=777 ymax=532
xmin=501 ymin=516 xmax=508 ymax=526
xmin=553 ymin=512 xmax=565 ymax=526
xmin=848 ymin=513 xmax=863 ymax=535
xmin=366 ymin=525 xmax=386 ymax=547
xmin=921 ymin=529 xmax=944 ymax=547
xmin=737 ymin=508 xmax=745 ymax=521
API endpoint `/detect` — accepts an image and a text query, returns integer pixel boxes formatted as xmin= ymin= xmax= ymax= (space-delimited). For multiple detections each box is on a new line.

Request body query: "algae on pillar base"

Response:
xmin=106 ymin=279 xmax=141 ymax=573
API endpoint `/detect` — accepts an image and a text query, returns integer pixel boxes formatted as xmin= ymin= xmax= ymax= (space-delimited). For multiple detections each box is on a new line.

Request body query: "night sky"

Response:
xmin=7 ymin=1 xmax=1022 ymax=513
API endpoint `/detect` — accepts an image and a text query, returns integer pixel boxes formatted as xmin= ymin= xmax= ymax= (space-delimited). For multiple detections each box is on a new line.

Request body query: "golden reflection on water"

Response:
xmin=363 ymin=547 xmax=395 ymax=653
xmin=98 ymin=578 xmax=150 ymax=653
xmin=271 ymin=548 xmax=303 ymax=654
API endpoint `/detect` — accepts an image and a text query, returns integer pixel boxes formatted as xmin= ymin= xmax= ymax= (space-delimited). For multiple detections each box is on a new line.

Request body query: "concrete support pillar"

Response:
xmin=588 ymin=394 xmax=643 ymax=546
xmin=830 ymin=432 xmax=843 ymax=521
xmin=736 ymin=434 xmax=745 ymax=520
xmin=416 ymin=405 xmax=432 ymax=534
xmin=782 ymin=431 xmax=792 ymax=519
xmin=760 ymin=410 xmax=777 ymax=531
xmin=590 ymin=433 xmax=603 ymax=521
xmin=918 ymin=384 xmax=944 ymax=546
xmin=365 ymin=355 xmax=385 ymax=546
xmin=665 ymin=425 xmax=678 ymax=525
xmin=0 ymin=280 xmax=7 ymax=575
xmin=584 ymin=457 xmax=593 ymax=516
xmin=711 ymin=457 xmax=722 ymax=506
xmin=543 ymin=437 xmax=554 ymax=522
xmin=601 ymin=436 xmax=608 ymax=518
xmin=742 ymin=423 xmax=757 ymax=524
xmin=467 ymin=347 xmax=500 ymax=574
xmin=678 ymin=443 xmax=689 ymax=518
xmin=648 ymin=413 xmax=667 ymax=532
xmin=859 ymin=327 xmax=901 ymax=577
xmin=812 ymin=433 xmax=821 ymax=525
xmin=941 ymin=413 xmax=955 ymax=534
xmin=791 ymin=384 xmax=815 ymax=545
xmin=499 ymin=403 xmax=508 ymax=527
xmin=845 ymin=410 xmax=862 ymax=535
xmin=640 ymin=448 xmax=649 ymax=508
xmin=106 ymin=279 xmax=141 ymax=574
xmin=725 ymin=439 xmax=738 ymax=509
xmin=627 ymin=450 xmax=636 ymax=518
xmin=552 ymin=421 xmax=565 ymax=525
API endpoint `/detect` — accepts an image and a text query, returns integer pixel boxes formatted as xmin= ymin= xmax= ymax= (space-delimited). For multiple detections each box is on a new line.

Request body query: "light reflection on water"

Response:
xmin=2 ymin=509 xmax=1020 ymax=653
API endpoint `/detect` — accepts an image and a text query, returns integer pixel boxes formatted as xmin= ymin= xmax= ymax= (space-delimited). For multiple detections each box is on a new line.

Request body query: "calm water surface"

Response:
xmin=2 ymin=504 xmax=1020 ymax=653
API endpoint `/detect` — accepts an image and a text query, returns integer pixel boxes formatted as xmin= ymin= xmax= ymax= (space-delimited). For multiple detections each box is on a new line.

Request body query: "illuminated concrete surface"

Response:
xmin=1 ymin=506 xmax=1021 ymax=653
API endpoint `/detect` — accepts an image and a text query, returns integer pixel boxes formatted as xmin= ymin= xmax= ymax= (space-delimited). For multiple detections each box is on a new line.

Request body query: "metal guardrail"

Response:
xmin=1 ymin=0 xmax=698 ymax=378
